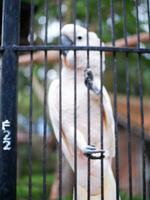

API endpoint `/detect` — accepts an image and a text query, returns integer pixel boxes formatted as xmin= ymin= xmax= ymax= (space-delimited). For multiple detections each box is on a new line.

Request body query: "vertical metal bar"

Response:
xmin=135 ymin=0 xmax=146 ymax=198
xmin=126 ymin=57 xmax=132 ymax=200
xmin=73 ymin=0 xmax=77 ymax=199
xmin=110 ymin=0 xmax=115 ymax=47
xmin=137 ymin=54 xmax=146 ymax=200
xmin=135 ymin=1 xmax=146 ymax=199
xmin=0 ymin=0 xmax=20 ymax=200
xmin=58 ymin=0 xmax=62 ymax=199
xmin=100 ymin=51 xmax=104 ymax=200
xmin=42 ymin=51 xmax=47 ymax=200
xmin=85 ymin=0 xmax=91 ymax=199
xmin=122 ymin=0 xmax=128 ymax=47
xmin=146 ymin=0 xmax=150 ymax=39
xmin=28 ymin=52 xmax=33 ymax=200
xmin=113 ymin=54 xmax=119 ymax=200
xmin=98 ymin=0 xmax=102 ymax=42
xmin=110 ymin=0 xmax=120 ymax=200
xmin=122 ymin=1 xmax=133 ymax=199
xmin=30 ymin=0 xmax=34 ymax=46
xmin=28 ymin=0 xmax=34 ymax=199
xmin=135 ymin=0 xmax=140 ymax=49
xmin=98 ymin=1 xmax=104 ymax=200
xmin=42 ymin=0 xmax=49 ymax=199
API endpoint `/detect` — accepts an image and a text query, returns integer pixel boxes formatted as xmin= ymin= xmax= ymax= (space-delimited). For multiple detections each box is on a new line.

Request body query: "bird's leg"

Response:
xmin=67 ymin=127 xmax=91 ymax=154
xmin=67 ymin=127 xmax=105 ymax=159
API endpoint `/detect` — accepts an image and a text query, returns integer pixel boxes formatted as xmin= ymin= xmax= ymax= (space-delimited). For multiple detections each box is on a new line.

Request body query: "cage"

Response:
xmin=0 ymin=0 xmax=150 ymax=200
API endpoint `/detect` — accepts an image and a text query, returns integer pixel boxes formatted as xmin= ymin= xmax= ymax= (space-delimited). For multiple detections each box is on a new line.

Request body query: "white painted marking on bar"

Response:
xmin=2 ymin=120 xmax=10 ymax=131
xmin=2 ymin=120 xmax=11 ymax=150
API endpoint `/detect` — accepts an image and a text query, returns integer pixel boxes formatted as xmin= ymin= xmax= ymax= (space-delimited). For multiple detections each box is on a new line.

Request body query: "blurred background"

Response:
xmin=0 ymin=0 xmax=150 ymax=199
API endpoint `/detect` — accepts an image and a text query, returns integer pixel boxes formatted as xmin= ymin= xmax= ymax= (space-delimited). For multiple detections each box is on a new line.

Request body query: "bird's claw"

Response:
xmin=83 ymin=145 xmax=96 ymax=155
xmin=83 ymin=145 xmax=105 ymax=160
xmin=84 ymin=68 xmax=94 ymax=81
xmin=84 ymin=68 xmax=94 ymax=90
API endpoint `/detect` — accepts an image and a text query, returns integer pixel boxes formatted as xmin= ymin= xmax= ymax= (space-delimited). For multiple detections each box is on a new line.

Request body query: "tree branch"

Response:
xmin=19 ymin=32 xmax=150 ymax=66
xmin=106 ymin=32 xmax=150 ymax=55
xmin=19 ymin=50 xmax=59 ymax=66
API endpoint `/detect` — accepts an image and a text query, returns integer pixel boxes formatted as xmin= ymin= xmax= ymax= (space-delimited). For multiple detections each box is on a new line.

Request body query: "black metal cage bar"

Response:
xmin=72 ymin=1 xmax=77 ymax=199
xmin=0 ymin=0 xmax=20 ymax=200
xmin=42 ymin=0 xmax=49 ymax=198
xmin=58 ymin=1 xmax=63 ymax=199
xmin=135 ymin=1 xmax=146 ymax=199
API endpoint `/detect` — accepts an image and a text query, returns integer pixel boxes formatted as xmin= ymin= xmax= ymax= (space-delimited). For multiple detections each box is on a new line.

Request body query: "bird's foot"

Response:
xmin=83 ymin=145 xmax=96 ymax=155
xmin=84 ymin=68 xmax=101 ymax=95
xmin=84 ymin=68 xmax=94 ymax=90
xmin=83 ymin=145 xmax=105 ymax=160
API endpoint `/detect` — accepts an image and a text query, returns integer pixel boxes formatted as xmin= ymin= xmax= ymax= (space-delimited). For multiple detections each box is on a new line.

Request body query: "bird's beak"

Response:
xmin=61 ymin=35 xmax=73 ymax=56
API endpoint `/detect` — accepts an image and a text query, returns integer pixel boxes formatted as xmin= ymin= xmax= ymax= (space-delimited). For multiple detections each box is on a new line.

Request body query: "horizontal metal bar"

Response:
xmin=11 ymin=45 xmax=150 ymax=54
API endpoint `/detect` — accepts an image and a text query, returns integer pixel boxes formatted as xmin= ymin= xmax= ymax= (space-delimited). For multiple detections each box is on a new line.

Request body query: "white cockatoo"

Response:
xmin=48 ymin=24 xmax=117 ymax=200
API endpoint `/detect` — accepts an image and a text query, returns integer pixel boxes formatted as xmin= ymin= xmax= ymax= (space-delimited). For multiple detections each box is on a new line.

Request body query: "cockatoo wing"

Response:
xmin=90 ymin=84 xmax=115 ymax=160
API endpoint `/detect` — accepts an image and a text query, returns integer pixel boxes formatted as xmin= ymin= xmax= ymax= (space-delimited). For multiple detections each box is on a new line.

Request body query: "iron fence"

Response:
xmin=0 ymin=0 xmax=150 ymax=200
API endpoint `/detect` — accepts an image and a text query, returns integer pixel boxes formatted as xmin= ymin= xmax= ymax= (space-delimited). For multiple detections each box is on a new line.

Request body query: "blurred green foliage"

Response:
xmin=17 ymin=174 xmax=54 ymax=200
xmin=17 ymin=135 xmax=57 ymax=200
xmin=17 ymin=174 xmax=142 ymax=200
xmin=120 ymin=192 xmax=142 ymax=200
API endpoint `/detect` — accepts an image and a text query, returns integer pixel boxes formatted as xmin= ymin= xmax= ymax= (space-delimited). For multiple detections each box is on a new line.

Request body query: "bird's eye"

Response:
xmin=77 ymin=36 xmax=82 ymax=40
